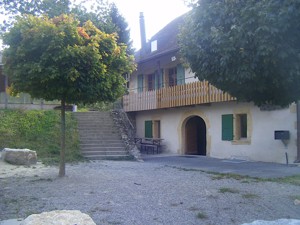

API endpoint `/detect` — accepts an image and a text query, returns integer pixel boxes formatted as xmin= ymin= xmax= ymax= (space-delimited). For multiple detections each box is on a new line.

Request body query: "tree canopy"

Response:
xmin=180 ymin=0 xmax=300 ymax=107
xmin=3 ymin=14 xmax=135 ymax=176
xmin=3 ymin=14 xmax=134 ymax=104
xmin=0 ymin=0 xmax=134 ymax=53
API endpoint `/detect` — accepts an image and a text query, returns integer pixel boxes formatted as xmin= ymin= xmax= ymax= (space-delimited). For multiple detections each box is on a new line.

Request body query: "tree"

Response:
xmin=3 ymin=14 xmax=135 ymax=176
xmin=71 ymin=1 xmax=134 ymax=54
xmin=0 ymin=0 xmax=70 ymax=32
xmin=180 ymin=0 xmax=300 ymax=106
xmin=0 ymin=0 xmax=134 ymax=54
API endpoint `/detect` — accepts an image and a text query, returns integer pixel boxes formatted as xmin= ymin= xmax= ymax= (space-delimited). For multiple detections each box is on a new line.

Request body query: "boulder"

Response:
xmin=241 ymin=219 xmax=300 ymax=225
xmin=2 ymin=148 xmax=37 ymax=165
xmin=294 ymin=199 xmax=300 ymax=206
xmin=20 ymin=210 xmax=96 ymax=225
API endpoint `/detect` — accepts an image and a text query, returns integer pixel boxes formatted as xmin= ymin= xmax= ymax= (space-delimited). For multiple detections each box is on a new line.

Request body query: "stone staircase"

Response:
xmin=74 ymin=111 xmax=130 ymax=160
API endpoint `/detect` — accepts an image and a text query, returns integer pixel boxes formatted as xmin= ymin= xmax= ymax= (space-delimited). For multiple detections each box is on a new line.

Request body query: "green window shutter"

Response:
xmin=176 ymin=64 xmax=185 ymax=85
xmin=145 ymin=120 xmax=153 ymax=138
xmin=155 ymin=69 xmax=164 ymax=89
xmin=137 ymin=74 xmax=143 ymax=93
xmin=222 ymin=114 xmax=233 ymax=141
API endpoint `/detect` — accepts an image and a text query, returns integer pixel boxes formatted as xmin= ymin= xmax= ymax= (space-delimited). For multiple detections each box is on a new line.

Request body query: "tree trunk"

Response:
xmin=59 ymin=98 xmax=66 ymax=177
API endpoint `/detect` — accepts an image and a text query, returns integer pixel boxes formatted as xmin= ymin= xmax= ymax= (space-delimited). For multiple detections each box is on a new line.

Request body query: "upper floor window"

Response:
xmin=137 ymin=74 xmax=144 ymax=93
xmin=168 ymin=67 xmax=177 ymax=86
xmin=123 ymin=73 xmax=130 ymax=90
xmin=147 ymin=73 xmax=155 ymax=91
xmin=151 ymin=40 xmax=157 ymax=52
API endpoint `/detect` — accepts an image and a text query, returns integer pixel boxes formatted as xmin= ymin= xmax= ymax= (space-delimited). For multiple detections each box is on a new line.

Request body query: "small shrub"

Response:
xmin=196 ymin=212 xmax=208 ymax=219
xmin=242 ymin=193 xmax=259 ymax=199
xmin=219 ymin=187 xmax=240 ymax=194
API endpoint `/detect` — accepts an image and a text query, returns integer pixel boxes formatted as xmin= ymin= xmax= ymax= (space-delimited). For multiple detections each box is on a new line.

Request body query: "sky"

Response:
xmin=108 ymin=0 xmax=191 ymax=50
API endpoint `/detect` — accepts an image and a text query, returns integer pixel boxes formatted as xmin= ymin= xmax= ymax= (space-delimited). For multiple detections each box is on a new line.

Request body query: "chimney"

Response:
xmin=139 ymin=12 xmax=146 ymax=49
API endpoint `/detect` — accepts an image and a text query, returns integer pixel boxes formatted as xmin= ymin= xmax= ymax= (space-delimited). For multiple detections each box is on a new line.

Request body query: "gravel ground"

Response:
xmin=0 ymin=160 xmax=300 ymax=225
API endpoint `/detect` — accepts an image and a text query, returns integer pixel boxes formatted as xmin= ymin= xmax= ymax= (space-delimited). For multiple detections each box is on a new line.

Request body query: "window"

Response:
xmin=236 ymin=114 xmax=247 ymax=139
xmin=151 ymin=40 xmax=157 ymax=52
xmin=147 ymin=73 xmax=155 ymax=91
xmin=145 ymin=120 xmax=161 ymax=138
xmin=168 ymin=67 xmax=177 ymax=86
xmin=153 ymin=120 xmax=161 ymax=138
xmin=137 ymin=74 xmax=144 ymax=93
xmin=222 ymin=113 xmax=249 ymax=142
xmin=123 ymin=73 xmax=130 ymax=90
xmin=177 ymin=64 xmax=185 ymax=85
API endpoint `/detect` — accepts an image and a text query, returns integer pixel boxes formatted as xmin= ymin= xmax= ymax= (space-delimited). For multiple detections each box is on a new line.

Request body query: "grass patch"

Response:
xmin=290 ymin=195 xmax=300 ymax=200
xmin=242 ymin=193 xmax=259 ymax=199
xmin=0 ymin=109 xmax=82 ymax=164
xmin=210 ymin=172 xmax=300 ymax=186
xmin=219 ymin=187 xmax=240 ymax=194
xmin=267 ymin=175 xmax=300 ymax=186
xmin=168 ymin=165 xmax=300 ymax=186
xmin=210 ymin=172 xmax=253 ymax=181
xmin=196 ymin=212 xmax=208 ymax=219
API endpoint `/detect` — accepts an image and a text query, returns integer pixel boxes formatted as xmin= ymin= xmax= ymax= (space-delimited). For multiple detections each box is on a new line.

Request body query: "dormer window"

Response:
xmin=151 ymin=40 xmax=157 ymax=52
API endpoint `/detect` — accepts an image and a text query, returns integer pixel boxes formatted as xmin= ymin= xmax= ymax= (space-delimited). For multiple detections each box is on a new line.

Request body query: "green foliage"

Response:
xmin=180 ymin=0 xmax=300 ymax=106
xmin=77 ymin=101 xmax=114 ymax=111
xmin=72 ymin=1 xmax=134 ymax=53
xmin=0 ymin=0 xmax=70 ymax=32
xmin=267 ymin=175 xmax=300 ymax=186
xmin=3 ymin=14 xmax=134 ymax=104
xmin=0 ymin=0 xmax=134 ymax=54
xmin=0 ymin=109 xmax=81 ymax=163
xmin=218 ymin=187 xmax=240 ymax=194
xmin=242 ymin=193 xmax=259 ymax=199
xmin=196 ymin=212 xmax=208 ymax=219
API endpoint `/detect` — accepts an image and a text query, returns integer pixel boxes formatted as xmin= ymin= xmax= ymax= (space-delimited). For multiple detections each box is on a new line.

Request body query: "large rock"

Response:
xmin=241 ymin=219 xmax=300 ymax=225
xmin=20 ymin=210 xmax=96 ymax=225
xmin=2 ymin=148 xmax=37 ymax=165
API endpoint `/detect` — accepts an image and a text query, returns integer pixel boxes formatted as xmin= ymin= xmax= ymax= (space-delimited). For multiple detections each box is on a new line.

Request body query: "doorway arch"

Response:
xmin=185 ymin=116 xmax=207 ymax=155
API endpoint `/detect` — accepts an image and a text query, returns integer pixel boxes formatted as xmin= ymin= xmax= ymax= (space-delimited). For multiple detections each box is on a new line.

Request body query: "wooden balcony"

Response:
xmin=123 ymin=81 xmax=236 ymax=112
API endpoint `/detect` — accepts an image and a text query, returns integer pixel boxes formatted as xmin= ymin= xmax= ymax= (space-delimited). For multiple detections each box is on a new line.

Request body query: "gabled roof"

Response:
xmin=135 ymin=13 xmax=186 ymax=63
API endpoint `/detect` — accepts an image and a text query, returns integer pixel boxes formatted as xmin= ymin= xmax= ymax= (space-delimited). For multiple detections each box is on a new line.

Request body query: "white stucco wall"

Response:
xmin=134 ymin=102 xmax=298 ymax=164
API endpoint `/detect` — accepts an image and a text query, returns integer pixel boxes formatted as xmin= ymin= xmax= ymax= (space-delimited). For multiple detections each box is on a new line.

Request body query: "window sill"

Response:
xmin=231 ymin=139 xmax=251 ymax=145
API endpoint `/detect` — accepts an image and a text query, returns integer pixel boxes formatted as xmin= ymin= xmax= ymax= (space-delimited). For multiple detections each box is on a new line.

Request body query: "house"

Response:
xmin=123 ymin=13 xmax=300 ymax=164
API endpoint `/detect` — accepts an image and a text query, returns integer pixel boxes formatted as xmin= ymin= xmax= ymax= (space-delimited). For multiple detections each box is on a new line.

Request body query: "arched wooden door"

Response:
xmin=185 ymin=116 xmax=206 ymax=155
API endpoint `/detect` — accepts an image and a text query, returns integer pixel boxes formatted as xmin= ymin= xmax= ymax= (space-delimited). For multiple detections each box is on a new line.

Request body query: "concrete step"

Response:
xmin=81 ymin=149 xmax=127 ymax=153
xmin=80 ymin=143 xmax=124 ymax=147
xmin=83 ymin=155 xmax=131 ymax=160
xmin=81 ymin=146 xmax=125 ymax=151
xmin=78 ymin=133 xmax=120 ymax=137
xmin=74 ymin=111 xmax=130 ymax=160
xmin=78 ymin=136 xmax=121 ymax=140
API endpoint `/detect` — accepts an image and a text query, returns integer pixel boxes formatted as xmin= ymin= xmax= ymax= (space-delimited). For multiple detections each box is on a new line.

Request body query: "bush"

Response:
xmin=0 ymin=109 xmax=82 ymax=164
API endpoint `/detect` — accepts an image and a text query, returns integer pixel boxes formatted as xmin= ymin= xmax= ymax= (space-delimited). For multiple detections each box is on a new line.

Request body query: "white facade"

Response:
xmin=134 ymin=101 xmax=297 ymax=164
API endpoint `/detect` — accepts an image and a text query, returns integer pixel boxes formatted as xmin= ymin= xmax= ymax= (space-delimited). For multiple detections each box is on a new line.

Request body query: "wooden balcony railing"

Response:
xmin=123 ymin=81 xmax=236 ymax=112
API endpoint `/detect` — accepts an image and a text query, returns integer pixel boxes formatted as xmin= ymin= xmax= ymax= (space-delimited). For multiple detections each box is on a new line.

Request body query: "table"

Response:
xmin=134 ymin=137 xmax=164 ymax=154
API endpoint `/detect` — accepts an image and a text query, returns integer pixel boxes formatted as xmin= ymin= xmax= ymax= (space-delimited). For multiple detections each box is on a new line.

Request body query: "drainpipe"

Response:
xmin=139 ymin=12 xmax=147 ymax=49
xmin=296 ymin=101 xmax=300 ymax=163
